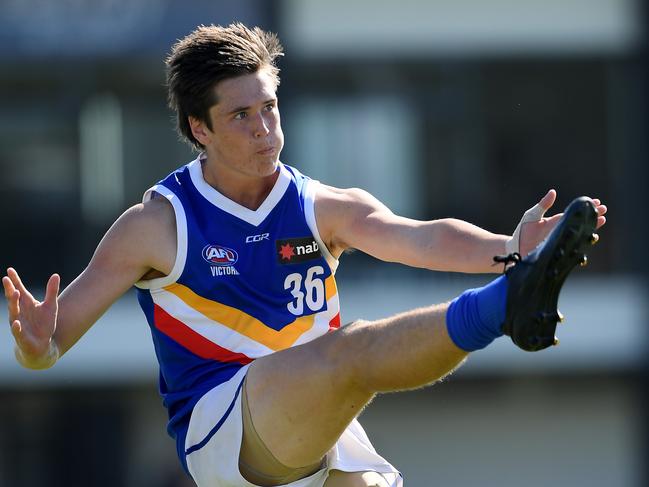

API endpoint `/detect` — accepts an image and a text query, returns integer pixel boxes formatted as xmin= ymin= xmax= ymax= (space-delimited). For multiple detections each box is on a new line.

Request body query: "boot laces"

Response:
xmin=493 ymin=252 xmax=521 ymax=273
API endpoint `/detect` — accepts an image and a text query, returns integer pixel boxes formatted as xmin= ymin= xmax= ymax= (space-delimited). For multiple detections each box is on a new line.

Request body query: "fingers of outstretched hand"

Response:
xmin=10 ymin=319 xmax=34 ymax=356
xmin=524 ymin=189 xmax=556 ymax=222
xmin=538 ymin=189 xmax=557 ymax=211
xmin=10 ymin=319 xmax=23 ymax=341
xmin=4 ymin=276 xmax=26 ymax=347
xmin=44 ymin=274 xmax=60 ymax=306
xmin=6 ymin=268 xmax=33 ymax=301
xmin=587 ymin=198 xmax=607 ymax=229
xmin=3 ymin=276 xmax=20 ymax=321
xmin=2 ymin=275 xmax=15 ymax=299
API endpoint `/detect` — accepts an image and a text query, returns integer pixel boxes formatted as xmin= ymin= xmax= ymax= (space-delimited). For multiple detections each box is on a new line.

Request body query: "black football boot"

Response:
xmin=500 ymin=197 xmax=598 ymax=351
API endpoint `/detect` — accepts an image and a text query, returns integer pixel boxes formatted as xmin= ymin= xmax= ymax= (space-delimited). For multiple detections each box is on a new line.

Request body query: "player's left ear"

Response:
xmin=189 ymin=116 xmax=211 ymax=146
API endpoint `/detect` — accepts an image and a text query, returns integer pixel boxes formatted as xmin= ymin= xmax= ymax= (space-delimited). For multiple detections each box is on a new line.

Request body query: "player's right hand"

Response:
xmin=2 ymin=268 xmax=60 ymax=366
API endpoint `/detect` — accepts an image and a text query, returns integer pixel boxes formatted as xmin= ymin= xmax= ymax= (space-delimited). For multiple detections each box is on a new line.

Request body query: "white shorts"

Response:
xmin=184 ymin=365 xmax=403 ymax=487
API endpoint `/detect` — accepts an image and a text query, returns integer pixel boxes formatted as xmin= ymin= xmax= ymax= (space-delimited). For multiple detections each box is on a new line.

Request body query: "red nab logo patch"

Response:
xmin=276 ymin=237 xmax=321 ymax=264
xmin=202 ymin=244 xmax=238 ymax=266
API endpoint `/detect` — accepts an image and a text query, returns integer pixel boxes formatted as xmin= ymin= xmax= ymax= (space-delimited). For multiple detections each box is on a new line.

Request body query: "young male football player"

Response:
xmin=4 ymin=24 xmax=606 ymax=487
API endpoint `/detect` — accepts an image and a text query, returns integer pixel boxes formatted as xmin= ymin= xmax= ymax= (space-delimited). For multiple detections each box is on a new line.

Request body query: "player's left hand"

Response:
xmin=514 ymin=190 xmax=607 ymax=257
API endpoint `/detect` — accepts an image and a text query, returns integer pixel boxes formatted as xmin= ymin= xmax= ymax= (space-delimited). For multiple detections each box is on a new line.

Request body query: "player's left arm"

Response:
xmin=315 ymin=185 xmax=607 ymax=274
xmin=316 ymin=185 xmax=506 ymax=273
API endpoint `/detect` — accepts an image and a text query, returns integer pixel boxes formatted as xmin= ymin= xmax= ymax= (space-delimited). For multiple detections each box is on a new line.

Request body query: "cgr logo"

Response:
xmin=246 ymin=233 xmax=270 ymax=243
xmin=202 ymin=244 xmax=238 ymax=266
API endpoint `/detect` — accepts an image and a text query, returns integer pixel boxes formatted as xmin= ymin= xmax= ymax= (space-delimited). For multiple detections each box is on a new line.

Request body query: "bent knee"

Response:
xmin=324 ymin=470 xmax=389 ymax=487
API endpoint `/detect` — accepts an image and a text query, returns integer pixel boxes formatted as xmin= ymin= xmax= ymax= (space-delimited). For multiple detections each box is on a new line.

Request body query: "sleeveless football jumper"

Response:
xmin=134 ymin=155 xmax=341 ymax=471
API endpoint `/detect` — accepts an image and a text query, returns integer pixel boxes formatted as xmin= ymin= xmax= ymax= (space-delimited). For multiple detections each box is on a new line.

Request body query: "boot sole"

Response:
xmin=504 ymin=197 xmax=598 ymax=351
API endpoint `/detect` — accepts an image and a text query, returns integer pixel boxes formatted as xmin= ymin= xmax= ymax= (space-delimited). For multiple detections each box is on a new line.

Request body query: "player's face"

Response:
xmin=203 ymin=68 xmax=284 ymax=178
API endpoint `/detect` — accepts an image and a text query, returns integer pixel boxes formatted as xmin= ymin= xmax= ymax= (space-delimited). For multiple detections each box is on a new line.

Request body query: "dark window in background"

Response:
xmin=0 ymin=88 xmax=82 ymax=284
xmin=0 ymin=389 xmax=127 ymax=487
xmin=283 ymin=57 xmax=644 ymax=274
xmin=0 ymin=69 xmax=194 ymax=286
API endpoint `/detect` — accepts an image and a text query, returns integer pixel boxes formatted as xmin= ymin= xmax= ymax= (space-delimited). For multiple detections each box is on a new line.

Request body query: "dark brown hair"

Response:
xmin=166 ymin=23 xmax=284 ymax=150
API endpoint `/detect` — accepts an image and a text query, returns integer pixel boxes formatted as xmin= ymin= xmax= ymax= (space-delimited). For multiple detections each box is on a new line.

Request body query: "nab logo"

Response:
xmin=202 ymin=244 xmax=238 ymax=266
xmin=246 ymin=233 xmax=270 ymax=243
xmin=276 ymin=237 xmax=321 ymax=264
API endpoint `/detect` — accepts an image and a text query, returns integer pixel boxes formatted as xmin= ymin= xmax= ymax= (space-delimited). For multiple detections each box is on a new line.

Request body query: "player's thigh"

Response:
xmin=245 ymin=329 xmax=374 ymax=468
xmin=324 ymin=470 xmax=390 ymax=487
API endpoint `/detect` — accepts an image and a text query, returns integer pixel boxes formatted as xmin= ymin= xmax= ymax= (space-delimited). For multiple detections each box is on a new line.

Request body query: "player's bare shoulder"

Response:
xmin=139 ymin=194 xmax=176 ymax=233
xmin=316 ymin=184 xmax=389 ymax=211
xmin=91 ymin=196 xmax=177 ymax=281
xmin=133 ymin=195 xmax=177 ymax=279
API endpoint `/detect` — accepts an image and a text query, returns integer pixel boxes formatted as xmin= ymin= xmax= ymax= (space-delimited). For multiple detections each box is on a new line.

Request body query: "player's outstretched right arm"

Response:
xmin=2 ymin=197 xmax=176 ymax=369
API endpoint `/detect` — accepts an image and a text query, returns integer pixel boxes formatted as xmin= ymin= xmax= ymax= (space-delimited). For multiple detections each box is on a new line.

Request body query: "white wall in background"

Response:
xmin=282 ymin=0 xmax=642 ymax=57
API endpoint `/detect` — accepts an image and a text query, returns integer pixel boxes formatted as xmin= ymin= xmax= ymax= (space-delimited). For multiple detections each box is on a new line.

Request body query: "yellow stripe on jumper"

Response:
xmin=325 ymin=273 xmax=337 ymax=302
xmin=163 ymin=274 xmax=337 ymax=351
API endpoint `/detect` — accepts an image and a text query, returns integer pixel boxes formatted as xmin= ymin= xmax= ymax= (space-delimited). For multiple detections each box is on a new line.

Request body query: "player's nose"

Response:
xmin=252 ymin=113 xmax=270 ymax=138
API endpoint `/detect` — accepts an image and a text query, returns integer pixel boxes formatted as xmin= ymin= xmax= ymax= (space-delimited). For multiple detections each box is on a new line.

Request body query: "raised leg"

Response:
xmin=243 ymin=303 xmax=466 ymax=470
xmin=240 ymin=196 xmax=599 ymax=484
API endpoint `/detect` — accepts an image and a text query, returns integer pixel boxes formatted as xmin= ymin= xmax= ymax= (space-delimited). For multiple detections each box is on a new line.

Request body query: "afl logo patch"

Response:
xmin=202 ymin=244 xmax=238 ymax=266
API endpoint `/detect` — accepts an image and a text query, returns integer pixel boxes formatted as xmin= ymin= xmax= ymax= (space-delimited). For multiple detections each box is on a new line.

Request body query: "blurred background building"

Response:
xmin=0 ymin=0 xmax=647 ymax=485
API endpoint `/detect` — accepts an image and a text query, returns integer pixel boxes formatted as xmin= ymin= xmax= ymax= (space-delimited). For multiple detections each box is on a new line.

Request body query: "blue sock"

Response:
xmin=446 ymin=275 xmax=508 ymax=352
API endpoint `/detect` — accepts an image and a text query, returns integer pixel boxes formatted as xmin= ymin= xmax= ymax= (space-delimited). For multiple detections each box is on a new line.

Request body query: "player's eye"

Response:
xmin=264 ymin=102 xmax=275 ymax=111
xmin=234 ymin=111 xmax=247 ymax=120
